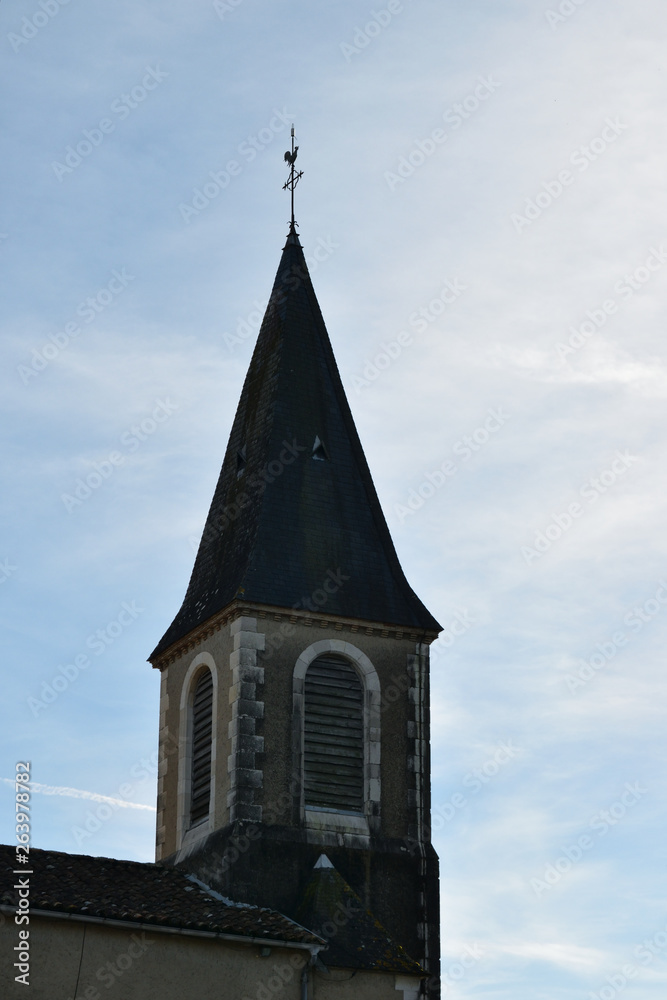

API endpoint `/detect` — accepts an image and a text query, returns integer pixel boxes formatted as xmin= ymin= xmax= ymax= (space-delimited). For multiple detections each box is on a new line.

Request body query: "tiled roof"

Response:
xmin=295 ymin=855 xmax=425 ymax=976
xmin=151 ymin=226 xmax=440 ymax=659
xmin=0 ymin=845 xmax=320 ymax=946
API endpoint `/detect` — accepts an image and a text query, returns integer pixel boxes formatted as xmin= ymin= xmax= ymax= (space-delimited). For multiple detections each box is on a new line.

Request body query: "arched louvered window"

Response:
xmin=190 ymin=669 xmax=213 ymax=826
xmin=304 ymin=655 xmax=364 ymax=813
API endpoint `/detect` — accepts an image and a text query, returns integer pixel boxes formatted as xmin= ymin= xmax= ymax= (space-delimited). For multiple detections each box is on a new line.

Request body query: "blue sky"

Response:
xmin=2 ymin=0 xmax=667 ymax=996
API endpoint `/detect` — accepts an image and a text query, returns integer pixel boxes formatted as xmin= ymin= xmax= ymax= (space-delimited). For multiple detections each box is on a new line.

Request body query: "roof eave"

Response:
xmin=0 ymin=905 xmax=324 ymax=954
xmin=149 ymin=599 xmax=441 ymax=670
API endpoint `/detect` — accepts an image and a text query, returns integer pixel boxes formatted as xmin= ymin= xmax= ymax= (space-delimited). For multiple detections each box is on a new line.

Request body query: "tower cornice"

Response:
xmin=150 ymin=599 xmax=440 ymax=671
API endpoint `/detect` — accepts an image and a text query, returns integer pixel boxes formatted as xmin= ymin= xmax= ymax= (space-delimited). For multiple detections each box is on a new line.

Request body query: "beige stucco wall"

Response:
xmin=313 ymin=968 xmax=420 ymax=999
xmin=0 ymin=915 xmax=421 ymax=1000
xmin=1 ymin=915 xmax=307 ymax=1000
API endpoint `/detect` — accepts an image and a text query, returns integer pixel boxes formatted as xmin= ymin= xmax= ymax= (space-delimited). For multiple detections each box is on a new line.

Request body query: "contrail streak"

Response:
xmin=2 ymin=778 xmax=155 ymax=811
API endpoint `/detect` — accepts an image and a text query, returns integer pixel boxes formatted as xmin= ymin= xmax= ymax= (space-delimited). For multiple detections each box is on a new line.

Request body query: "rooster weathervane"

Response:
xmin=283 ymin=126 xmax=303 ymax=229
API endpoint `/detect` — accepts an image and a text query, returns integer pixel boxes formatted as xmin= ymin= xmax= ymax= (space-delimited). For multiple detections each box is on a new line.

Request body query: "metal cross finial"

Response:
xmin=283 ymin=125 xmax=303 ymax=229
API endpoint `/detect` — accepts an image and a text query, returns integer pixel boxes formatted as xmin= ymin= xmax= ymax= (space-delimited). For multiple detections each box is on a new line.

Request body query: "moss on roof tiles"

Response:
xmin=295 ymin=856 xmax=424 ymax=976
xmin=0 ymin=845 xmax=320 ymax=945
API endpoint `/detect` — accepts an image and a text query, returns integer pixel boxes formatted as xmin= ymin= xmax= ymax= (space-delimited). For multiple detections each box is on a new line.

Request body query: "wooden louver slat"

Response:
xmin=304 ymin=655 xmax=363 ymax=813
xmin=190 ymin=669 xmax=213 ymax=826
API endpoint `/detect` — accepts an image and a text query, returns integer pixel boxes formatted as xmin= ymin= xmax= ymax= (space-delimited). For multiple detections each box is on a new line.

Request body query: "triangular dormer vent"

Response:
xmin=236 ymin=446 xmax=247 ymax=477
xmin=312 ymin=436 xmax=328 ymax=461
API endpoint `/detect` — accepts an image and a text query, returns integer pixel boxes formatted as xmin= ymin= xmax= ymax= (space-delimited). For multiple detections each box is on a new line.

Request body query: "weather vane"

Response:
xmin=283 ymin=125 xmax=303 ymax=229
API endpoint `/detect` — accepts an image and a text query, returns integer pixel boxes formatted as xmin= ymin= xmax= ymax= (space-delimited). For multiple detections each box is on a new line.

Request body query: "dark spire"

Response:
xmin=151 ymin=229 xmax=440 ymax=659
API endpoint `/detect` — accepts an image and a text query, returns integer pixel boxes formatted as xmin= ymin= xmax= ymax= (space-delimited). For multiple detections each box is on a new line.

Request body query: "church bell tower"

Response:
xmin=149 ymin=147 xmax=441 ymax=995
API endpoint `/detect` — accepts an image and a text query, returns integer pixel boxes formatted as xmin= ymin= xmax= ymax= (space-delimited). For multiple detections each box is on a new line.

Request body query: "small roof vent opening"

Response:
xmin=236 ymin=445 xmax=247 ymax=477
xmin=312 ymin=436 xmax=329 ymax=461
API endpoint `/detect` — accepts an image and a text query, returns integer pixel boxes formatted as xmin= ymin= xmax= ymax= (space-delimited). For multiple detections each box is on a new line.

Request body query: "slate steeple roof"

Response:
xmin=151 ymin=226 xmax=440 ymax=659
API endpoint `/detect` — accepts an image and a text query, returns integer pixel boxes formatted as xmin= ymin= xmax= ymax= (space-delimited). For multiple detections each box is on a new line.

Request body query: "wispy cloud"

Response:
xmin=493 ymin=941 xmax=605 ymax=971
xmin=1 ymin=779 xmax=155 ymax=812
